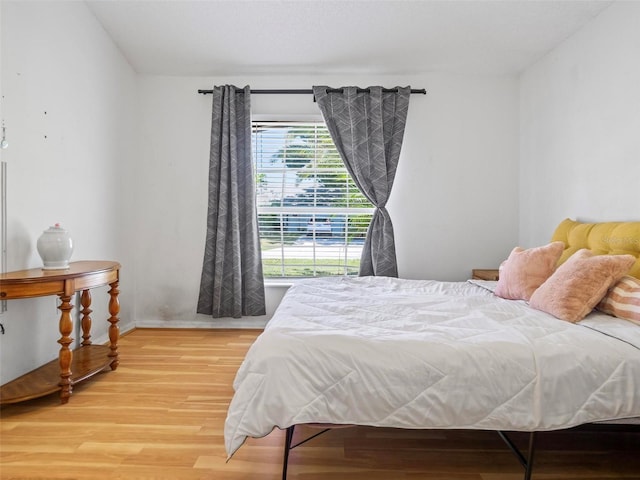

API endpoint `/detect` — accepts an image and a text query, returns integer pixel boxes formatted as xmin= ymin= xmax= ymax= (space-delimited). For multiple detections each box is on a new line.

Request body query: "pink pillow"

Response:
xmin=494 ymin=242 xmax=565 ymax=301
xmin=529 ymin=249 xmax=635 ymax=322
xmin=597 ymin=275 xmax=640 ymax=324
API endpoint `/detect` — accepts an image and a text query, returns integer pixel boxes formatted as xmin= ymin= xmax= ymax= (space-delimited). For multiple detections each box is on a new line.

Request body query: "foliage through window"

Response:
xmin=253 ymin=121 xmax=374 ymax=277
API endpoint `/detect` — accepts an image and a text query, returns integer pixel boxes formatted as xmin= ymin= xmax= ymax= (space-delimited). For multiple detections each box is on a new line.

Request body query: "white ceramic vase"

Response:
xmin=36 ymin=224 xmax=73 ymax=270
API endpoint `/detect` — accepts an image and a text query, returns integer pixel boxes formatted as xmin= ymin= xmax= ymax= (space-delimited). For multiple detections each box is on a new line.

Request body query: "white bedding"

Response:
xmin=225 ymin=276 xmax=640 ymax=457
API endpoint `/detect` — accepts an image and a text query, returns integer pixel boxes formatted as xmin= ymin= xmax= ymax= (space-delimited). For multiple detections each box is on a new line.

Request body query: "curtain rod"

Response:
xmin=197 ymin=88 xmax=426 ymax=95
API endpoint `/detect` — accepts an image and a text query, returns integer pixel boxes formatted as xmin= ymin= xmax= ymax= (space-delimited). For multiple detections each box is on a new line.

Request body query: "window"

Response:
xmin=253 ymin=121 xmax=374 ymax=278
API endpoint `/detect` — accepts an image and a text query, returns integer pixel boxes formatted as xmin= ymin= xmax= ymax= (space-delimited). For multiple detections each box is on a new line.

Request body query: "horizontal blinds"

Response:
xmin=253 ymin=122 xmax=372 ymax=211
xmin=252 ymin=121 xmax=373 ymax=277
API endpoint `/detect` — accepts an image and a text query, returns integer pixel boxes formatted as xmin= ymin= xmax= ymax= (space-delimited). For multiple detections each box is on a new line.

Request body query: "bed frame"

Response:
xmin=281 ymin=426 xmax=538 ymax=480
xmin=280 ymin=422 xmax=640 ymax=480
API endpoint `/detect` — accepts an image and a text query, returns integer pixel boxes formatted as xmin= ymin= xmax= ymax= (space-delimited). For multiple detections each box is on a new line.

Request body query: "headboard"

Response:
xmin=551 ymin=218 xmax=640 ymax=279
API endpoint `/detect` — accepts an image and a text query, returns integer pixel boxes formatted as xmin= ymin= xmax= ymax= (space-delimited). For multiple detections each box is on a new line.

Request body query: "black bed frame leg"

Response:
xmin=524 ymin=431 xmax=536 ymax=480
xmin=498 ymin=430 xmax=538 ymax=480
xmin=282 ymin=425 xmax=295 ymax=480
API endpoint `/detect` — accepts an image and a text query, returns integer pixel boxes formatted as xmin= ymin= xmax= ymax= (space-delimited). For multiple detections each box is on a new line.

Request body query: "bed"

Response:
xmin=225 ymin=218 xmax=640 ymax=479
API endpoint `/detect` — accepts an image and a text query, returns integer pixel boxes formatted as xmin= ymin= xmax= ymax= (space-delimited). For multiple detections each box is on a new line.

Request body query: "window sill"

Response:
xmin=264 ymin=278 xmax=299 ymax=288
xmin=264 ymin=276 xmax=358 ymax=288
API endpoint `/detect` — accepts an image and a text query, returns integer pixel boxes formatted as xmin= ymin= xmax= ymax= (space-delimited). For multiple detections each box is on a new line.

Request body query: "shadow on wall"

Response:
xmin=8 ymin=220 xmax=32 ymax=270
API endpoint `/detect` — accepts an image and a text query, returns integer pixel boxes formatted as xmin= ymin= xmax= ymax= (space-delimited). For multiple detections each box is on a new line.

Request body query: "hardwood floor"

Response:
xmin=1 ymin=328 xmax=638 ymax=479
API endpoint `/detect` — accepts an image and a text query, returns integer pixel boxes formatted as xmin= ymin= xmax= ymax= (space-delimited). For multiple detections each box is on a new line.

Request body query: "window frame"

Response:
xmin=252 ymin=115 xmax=374 ymax=279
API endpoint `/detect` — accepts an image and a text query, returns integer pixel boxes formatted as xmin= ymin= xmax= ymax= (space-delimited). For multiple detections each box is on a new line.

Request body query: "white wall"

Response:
xmin=135 ymin=73 xmax=520 ymax=327
xmin=519 ymin=1 xmax=640 ymax=247
xmin=0 ymin=2 xmax=521 ymax=370
xmin=0 ymin=1 xmax=138 ymax=383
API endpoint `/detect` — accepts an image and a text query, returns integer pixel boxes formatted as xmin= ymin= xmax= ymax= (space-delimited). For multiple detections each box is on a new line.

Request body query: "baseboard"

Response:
xmin=134 ymin=316 xmax=269 ymax=329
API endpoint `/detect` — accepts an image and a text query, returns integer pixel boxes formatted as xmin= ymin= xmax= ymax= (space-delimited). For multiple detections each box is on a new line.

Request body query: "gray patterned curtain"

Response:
xmin=197 ymin=85 xmax=266 ymax=318
xmin=313 ymin=86 xmax=411 ymax=277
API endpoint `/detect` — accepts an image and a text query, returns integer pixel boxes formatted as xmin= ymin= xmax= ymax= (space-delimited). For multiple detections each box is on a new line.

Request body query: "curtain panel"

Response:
xmin=197 ymin=85 xmax=266 ymax=318
xmin=313 ymin=86 xmax=411 ymax=277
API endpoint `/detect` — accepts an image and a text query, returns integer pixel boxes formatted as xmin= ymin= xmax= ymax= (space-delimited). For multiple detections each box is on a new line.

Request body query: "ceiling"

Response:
xmin=86 ymin=0 xmax=613 ymax=77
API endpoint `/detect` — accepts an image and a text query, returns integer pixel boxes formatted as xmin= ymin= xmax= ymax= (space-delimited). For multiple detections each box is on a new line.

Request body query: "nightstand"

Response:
xmin=472 ymin=269 xmax=499 ymax=281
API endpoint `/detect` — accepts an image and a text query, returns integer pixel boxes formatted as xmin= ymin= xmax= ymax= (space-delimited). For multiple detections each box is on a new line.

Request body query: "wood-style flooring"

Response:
xmin=1 ymin=328 xmax=639 ymax=479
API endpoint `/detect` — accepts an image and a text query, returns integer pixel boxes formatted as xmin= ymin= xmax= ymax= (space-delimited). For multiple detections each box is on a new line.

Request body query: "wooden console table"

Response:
xmin=0 ymin=261 xmax=121 ymax=404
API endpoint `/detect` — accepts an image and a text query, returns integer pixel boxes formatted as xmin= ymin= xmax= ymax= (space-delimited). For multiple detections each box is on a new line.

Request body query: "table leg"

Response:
xmin=80 ymin=289 xmax=93 ymax=346
xmin=57 ymin=293 xmax=74 ymax=404
xmin=108 ymin=280 xmax=120 ymax=370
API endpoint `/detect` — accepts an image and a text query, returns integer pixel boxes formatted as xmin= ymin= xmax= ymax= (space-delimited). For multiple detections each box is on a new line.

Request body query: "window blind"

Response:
xmin=253 ymin=121 xmax=374 ymax=277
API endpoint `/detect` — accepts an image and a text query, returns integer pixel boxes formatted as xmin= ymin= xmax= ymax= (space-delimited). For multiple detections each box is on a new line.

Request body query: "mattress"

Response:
xmin=225 ymin=276 xmax=640 ymax=458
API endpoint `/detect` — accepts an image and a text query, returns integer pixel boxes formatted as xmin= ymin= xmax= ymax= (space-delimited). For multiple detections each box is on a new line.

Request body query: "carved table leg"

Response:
xmin=57 ymin=293 xmax=74 ymax=404
xmin=80 ymin=289 xmax=93 ymax=346
xmin=108 ymin=280 xmax=120 ymax=370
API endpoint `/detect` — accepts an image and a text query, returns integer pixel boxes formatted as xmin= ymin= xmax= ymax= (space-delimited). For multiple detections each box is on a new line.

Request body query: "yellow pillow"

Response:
xmin=551 ymin=218 xmax=640 ymax=279
xmin=529 ymin=249 xmax=635 ymax=322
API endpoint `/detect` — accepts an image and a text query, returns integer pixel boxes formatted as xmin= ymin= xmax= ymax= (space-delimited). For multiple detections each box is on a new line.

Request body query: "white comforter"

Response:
xmin=225 ymin=277 xmax=640 ymax=457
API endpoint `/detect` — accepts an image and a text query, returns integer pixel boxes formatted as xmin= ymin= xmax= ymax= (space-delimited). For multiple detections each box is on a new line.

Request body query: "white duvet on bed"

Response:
xmin=225 ymin=276 xmax=640 ymax=457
